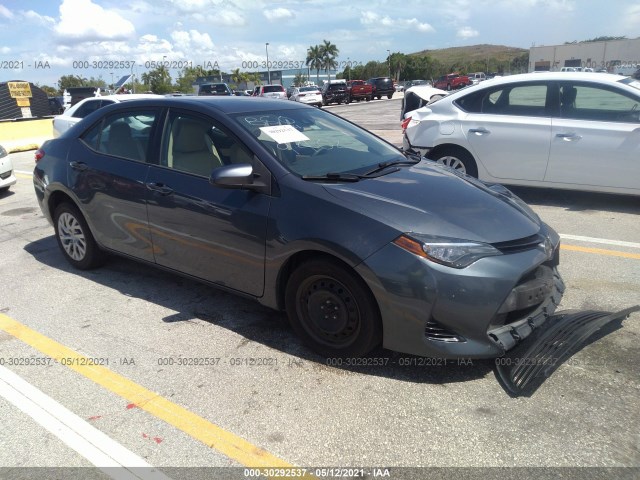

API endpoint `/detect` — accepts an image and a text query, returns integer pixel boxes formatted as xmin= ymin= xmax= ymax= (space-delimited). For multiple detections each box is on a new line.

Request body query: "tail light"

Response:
xmin=35 ymin=149 xmax=45 ymax=162
xmin=401 ymin=117 xmax=412 ymax=132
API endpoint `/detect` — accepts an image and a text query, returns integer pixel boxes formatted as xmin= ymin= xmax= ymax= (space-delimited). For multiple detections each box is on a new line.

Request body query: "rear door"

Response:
xmin=68 ymin=107 xmax=160 ymax=261
xmin=461 ymin=82 xmax=552 ymax=181
xmin=145 ymin=109 xmax=271 ymax=296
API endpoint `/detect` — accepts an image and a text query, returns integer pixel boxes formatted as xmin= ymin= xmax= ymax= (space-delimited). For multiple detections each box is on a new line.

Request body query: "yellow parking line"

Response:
xmin=16 ymin=173 xmax=32 ymax=179
xmin=561 ymin=244 xmax=640 ymax=260
xmin=0 ymin=313 xmax=295 ymax=469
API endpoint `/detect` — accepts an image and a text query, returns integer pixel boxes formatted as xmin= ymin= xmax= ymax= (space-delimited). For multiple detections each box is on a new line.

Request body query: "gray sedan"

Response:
xmin=34 ymin=96 xmax=568 ymax=361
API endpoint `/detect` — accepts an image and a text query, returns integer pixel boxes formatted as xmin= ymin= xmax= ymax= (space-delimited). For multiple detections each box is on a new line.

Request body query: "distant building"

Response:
xmin=194 ymin=67 xmax=338 ymax=92
xmin=529 ymin=38 xmax=640 ymax=72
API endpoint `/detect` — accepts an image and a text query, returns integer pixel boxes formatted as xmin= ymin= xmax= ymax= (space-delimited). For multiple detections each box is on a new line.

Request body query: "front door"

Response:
xmin=145 ymin=110 xmax=270 ymax=296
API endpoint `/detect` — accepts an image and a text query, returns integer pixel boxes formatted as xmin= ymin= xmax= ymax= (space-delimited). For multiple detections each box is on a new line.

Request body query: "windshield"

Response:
xmin=300 ymin=87 xmax=319 ymax=92
xmin=232 ymin=108 xmax=405 ymax=177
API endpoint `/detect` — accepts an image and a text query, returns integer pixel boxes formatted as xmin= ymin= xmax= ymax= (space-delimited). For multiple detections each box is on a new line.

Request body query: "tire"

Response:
xmin=387 ymin=94 xmax=393 ymax=99
xmin=430 ymin=146 xmax=478 ymax=177
xmin=346 ymin=97 xmax=351 ymax=104
xmin=366 ymin=96 xmax=372 ymax=102
xmin=53 ymin=202 xmax=106 ymax=269
xmin=285 ymin=258 xmax=382 ymax=358
xmin=376 ymin=95 xmax=381 ymax=100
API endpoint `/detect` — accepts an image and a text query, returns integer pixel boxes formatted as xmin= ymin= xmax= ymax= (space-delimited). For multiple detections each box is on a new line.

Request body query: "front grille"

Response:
xmin=492 ymin=234 xmax=544 ymax=254
xmin=0 ymin=170 xmax=11 ymax=180
xmin=425 ymin=319 xmax=465 ymax=343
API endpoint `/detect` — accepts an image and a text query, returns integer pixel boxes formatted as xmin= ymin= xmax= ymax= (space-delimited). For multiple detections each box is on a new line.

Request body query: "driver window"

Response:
xmin=560 ymin=85 xmax=639 ymax=122
xmin=163 ymin=113 xmax=253 ymax=177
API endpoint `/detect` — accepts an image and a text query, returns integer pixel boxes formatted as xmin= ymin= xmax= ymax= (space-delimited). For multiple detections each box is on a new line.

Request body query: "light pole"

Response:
xmin=110 ymin=72 xmax=114 ymax=93
xmin=386 ymin=49 xmax=391 ymax=78
xmin=265 ymin=42 xmax=271 ymax=84
xmin=347 ymin=57 xmax=350 ymax=81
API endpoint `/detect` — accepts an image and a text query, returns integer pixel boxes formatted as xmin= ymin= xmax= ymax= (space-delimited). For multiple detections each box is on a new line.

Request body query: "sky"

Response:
xmin=0 ymin=0 xmax=639 ymax=86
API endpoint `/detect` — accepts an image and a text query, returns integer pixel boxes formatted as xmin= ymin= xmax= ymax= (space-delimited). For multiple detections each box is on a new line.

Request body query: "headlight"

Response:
xmin=393 ymin=233 xmax=501 ymax=268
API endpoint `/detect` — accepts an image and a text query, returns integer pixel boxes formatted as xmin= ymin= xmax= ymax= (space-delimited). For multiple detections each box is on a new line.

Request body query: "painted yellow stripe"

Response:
xmin=0 ymin=313 xmax=298 ymax=470
xmin=561 ymin=244 xmax=640 ymax=260
xmin=16 ymin=173 xmax=32 ymax=179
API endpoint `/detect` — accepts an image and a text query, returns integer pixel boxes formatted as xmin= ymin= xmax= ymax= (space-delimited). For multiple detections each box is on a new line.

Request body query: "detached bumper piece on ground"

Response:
xmin=495 ymin=305 xmax=640 ymax=397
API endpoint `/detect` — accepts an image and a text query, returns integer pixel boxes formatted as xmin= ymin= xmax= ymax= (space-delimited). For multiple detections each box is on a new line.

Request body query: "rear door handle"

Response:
xmin=69 ymin=161 xmax=88 ymax=171
xmin=469 ymin=128 xmax=490 ymax=135
xmin=556 ymin=133 xmax=582 ymax=141
xmin=146 ymin=182 xmax=174 ymax=195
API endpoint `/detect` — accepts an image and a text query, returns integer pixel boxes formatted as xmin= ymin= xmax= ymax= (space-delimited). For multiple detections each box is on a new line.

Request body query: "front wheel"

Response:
xmin=285 ymin=259 xmax=382 ymax=358
xmin=430 ymin=147 xmax=478 ymax=177
xmin=387 ymin=94 xmax=393 ymax=99
xmin=53 ymin=202 xmax=106 ymax=269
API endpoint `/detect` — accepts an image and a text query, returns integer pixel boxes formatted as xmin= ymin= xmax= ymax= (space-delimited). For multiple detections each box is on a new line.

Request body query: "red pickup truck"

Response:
xmin=346 ymin=80 xmax=373 ymax=101
xmin=433 ymin=73 xmax=472 ymax=91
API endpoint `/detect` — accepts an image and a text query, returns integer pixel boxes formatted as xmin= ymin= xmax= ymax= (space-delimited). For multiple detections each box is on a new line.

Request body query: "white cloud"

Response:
xmin=170 ymin=29 xmax=214 ymax=51
xmin=360 ymin=11 xmax=433 ymax=32
xmin=621 ymin=4 xmax=640 ymax=33
xmin=1 ymin=46 xmax=10 ymax=54
xmin=54 ymin=0 xmax=135 ymax=42
xmin=0 ymin=5 xmax=13 ymax=19
xmin=264 ymin=8 xmax=295 ymax=22
xmin=22 ymin=10 xmax=55 ymax=26
xmin=457 ymin=26 xmax=479 ymax=39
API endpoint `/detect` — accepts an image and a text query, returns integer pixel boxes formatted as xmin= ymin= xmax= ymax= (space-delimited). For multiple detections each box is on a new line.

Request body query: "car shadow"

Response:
xmin=0 ymin=189 xmax=16 ymax=199
xmin=23 ymin=236 xmax=492 ymax=386
xmin=508 ymin=186 xmax=639 ymax=214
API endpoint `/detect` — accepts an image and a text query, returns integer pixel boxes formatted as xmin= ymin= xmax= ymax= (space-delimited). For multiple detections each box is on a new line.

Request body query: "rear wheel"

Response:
xmin=376 ymin=95 xmax=381 ymax=100
xmin=387 ymin=94 xmax=393 ymax=99
xmin=285 ymin=259 xmax=381 ymax=358
xmin=53 ymin=202 xmax=106 ymax=269
xmin=430 ymin=146 xmax=478 ymax=177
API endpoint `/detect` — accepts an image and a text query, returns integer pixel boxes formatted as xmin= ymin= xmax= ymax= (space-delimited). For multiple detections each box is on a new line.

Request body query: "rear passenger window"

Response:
xmin=81 ymin=110 xmax=157 ymax=162
xmin=459 ymin=84 xmax=548 ymax=116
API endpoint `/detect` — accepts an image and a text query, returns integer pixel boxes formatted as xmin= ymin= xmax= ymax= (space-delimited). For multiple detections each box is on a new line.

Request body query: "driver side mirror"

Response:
xmin=209 ymin=164 xmax=253 ymax=188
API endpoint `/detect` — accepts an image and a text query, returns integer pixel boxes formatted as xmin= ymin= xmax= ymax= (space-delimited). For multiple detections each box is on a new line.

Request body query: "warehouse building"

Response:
xmin=529 ymin=38 xmax=639 ymax=73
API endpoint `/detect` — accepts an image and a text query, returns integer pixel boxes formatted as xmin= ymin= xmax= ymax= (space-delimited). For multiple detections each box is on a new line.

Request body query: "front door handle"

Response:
xmin=469 ymin=127 xmax=490 ymax=135
xmin=146 ymin=182 xmax=174 ymax=195
xmin=556 ymin=133 xmax=582 ymax=141
xmin=69 ymin=161 xmax=88 ymax=171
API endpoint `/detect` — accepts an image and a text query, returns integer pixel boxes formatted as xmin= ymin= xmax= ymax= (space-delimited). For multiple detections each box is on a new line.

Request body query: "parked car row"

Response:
xmin=402 ymin=71 xmax=640 ymax=195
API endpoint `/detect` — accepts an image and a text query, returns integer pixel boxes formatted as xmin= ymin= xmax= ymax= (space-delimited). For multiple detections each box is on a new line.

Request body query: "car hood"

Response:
xmin=322 ymin=162 xmax=541 ymax=244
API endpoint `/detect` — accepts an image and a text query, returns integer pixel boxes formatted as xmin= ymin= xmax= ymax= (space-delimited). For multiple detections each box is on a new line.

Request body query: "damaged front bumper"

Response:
xmin=495 ymin=306 xmax=640 ymax=396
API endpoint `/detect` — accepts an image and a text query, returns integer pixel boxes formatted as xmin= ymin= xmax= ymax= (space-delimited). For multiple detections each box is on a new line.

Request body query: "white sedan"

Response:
xmin=289 ymin=86 xmax=323 ymax=107
xmin=0 ymin=144 xmax=17 ymax=194
xmin=52 ymin=94 xmax=160 ymax=138
xmin=402 ymin=72 xmax=640 ymax=195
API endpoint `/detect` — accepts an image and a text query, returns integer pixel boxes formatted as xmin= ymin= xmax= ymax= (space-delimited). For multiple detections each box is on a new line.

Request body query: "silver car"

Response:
xmin=289 ymin=86 xmax=323 ymax=107
xmin=0 ymin=144 xmax=17 ymax=193
xmin=402 ymin=72 xmax=640 ymax=195
xmin=52 ymin=94 xmax=160 ymax=138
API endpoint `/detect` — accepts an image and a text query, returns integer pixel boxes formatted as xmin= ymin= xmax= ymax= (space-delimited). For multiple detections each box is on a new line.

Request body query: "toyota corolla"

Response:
xmin=34 ymin=97 xmax=570 ymax=360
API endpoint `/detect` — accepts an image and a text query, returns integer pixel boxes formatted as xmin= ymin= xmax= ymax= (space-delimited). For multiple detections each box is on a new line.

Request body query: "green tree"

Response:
xmin=141 ymin=65 xmax=173 ymax=94
xmin=293 ymin=72 xmax=308 ymax=86
xmin=389 ymin=52 xmax=408 ymax=81
xmin=175 ymin=65 xmax=222 ymax=93
xmin=306 ymin=45 xmax=323 ymax=86
xmin=320 ymin=39 xmax=339 ymax=82
xmin=38 ymin=84 xmax=58 ymax=96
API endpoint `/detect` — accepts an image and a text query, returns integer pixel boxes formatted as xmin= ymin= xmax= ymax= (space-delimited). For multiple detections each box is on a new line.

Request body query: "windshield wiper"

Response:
xmin=302 ymin=172 xmax=362 ymax=182
xmin=362 ymin=157 xmax=421 ymax=177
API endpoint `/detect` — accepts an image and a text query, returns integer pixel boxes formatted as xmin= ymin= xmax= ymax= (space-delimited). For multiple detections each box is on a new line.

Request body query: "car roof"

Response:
xmin=95 ymin=96 xmax=311 ymax=114
xmin=441 ymin=71 xmax=633 ymax=100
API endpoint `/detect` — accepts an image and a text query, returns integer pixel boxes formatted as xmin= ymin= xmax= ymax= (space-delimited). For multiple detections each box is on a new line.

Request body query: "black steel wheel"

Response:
xmin=285 ymin=259 xmax=381 ymax=358
xmin=53 ymin=202 xmax=105 ymax=269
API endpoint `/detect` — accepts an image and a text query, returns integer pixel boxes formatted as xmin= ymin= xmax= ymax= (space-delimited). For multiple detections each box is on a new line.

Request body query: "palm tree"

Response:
xmin=320 ymin=39 xmax=339 ymax=82
xmin=306 ymin=45 xmax=323 ymax=86
xmin=389 ymin=52 xmax=408 ymax=82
